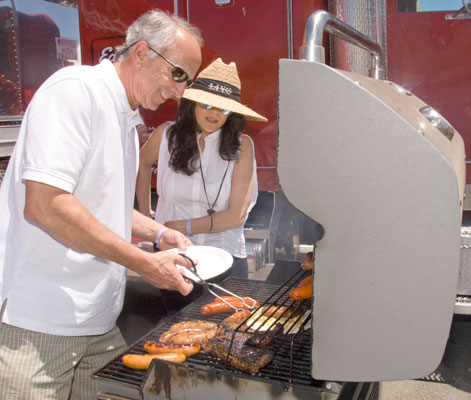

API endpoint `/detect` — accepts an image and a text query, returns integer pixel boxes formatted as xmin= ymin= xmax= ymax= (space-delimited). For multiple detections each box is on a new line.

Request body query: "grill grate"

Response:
xmin=92 ymin=276 xmax=322 ymax=393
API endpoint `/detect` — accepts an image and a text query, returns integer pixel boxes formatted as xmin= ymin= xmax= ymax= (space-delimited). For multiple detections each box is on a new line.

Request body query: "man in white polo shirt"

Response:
xmin=0 ymin=10 xmax=202 ymax=399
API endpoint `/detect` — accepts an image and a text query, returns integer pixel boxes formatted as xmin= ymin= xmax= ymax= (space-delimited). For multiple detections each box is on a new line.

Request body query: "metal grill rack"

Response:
xmin=92 ymin=276 xmax=322 ymax=398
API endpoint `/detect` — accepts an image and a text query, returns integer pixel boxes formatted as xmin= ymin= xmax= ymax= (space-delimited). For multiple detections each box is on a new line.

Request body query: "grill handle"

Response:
xmin=299 ymin=10 xmax=385 ymax=80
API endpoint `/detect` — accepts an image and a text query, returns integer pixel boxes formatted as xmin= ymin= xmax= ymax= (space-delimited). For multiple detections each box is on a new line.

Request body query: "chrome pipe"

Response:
xmin=299 ymin=10 xmax=384 ymax=79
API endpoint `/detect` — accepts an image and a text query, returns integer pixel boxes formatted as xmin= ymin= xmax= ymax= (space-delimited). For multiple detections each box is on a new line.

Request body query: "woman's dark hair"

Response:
xmin=167 ymin=98 xmax=247 ymax=175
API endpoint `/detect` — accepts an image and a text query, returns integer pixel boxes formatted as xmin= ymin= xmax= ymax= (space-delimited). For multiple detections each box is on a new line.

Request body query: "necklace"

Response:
xmin=199 ymin=155 xmax=230 ymax=230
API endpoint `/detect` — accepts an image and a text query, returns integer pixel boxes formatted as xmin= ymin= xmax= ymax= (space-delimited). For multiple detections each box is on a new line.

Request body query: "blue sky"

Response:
xmin=420 ymin=0 xmax=464 ymax=11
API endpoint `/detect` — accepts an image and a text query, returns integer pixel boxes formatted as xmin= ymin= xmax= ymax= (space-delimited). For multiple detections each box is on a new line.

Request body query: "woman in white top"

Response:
xmin=136 ymin=59 xmax=267 ymax=309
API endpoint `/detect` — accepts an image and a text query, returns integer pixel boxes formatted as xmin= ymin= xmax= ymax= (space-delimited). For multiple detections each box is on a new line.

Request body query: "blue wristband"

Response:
xmin=155 ymin=227 xmax=168 ymax=244
xmin=186 ymin=219 xmax=193 ymax=237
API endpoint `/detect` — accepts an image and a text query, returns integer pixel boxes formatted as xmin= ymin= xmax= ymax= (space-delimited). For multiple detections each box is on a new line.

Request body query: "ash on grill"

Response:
xmin=92 ymin=274 xmax=321 ymax=399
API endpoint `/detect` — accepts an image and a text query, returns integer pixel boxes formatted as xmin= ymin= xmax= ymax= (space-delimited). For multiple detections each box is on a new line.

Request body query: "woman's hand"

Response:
xmin=159 ymin=228 xmax=192 ymax=251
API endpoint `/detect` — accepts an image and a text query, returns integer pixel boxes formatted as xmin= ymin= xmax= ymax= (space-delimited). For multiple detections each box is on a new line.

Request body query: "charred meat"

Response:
xmin=203 ymin=334 xmax=274 ymax=374
xmin=201 ymin=311 xmax=275 ymax=374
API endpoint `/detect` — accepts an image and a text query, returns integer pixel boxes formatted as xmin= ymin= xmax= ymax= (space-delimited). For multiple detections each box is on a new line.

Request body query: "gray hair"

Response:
xmin=115 ymin=9 xmax=203 ymax=61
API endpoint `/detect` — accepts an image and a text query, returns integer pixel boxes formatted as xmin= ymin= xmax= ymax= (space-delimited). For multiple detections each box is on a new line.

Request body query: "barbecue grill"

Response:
xmin=93 ymin=275 xmax=349 ymax=400
xmin=93 ymin=9 xmax=465 ymax=400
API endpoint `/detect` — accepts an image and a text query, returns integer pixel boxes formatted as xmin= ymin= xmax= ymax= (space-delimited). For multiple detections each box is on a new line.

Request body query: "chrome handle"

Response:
xmin=299 ymin=10 xmax=384 ymax=80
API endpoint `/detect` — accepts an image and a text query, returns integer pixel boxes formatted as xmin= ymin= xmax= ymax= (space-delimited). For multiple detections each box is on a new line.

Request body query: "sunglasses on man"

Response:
xmin=120 ymin=41 xmax=192 ymax=87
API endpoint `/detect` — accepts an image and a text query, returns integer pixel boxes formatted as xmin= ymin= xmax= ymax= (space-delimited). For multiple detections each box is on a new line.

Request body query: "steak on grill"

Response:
xmin=201 ymin=311 xmax=275 ymax=374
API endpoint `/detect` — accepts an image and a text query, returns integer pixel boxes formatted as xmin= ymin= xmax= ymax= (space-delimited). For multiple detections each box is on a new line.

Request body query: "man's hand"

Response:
xmin=159 ymin=228 xmax=192 ymax=251
xmin=139 ymin=250 xmax=194 ymax=295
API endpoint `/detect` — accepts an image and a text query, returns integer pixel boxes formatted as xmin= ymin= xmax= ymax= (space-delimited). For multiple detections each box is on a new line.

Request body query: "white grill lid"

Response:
xmin=278 ymin=59 xmax=465 ymax=382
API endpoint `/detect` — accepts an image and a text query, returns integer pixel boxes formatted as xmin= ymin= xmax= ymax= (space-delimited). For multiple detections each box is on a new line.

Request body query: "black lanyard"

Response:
xmin=199 ymin=157 xmax=230 ymax=217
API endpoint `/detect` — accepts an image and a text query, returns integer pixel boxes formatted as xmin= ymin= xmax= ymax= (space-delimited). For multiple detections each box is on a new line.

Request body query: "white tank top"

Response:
xmin=155 ymin=124 xmax=258 ymax=258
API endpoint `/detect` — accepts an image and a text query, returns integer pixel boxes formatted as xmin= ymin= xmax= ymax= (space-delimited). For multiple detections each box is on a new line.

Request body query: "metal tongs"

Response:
xmin=179 ymin=253 xmax=258 ymax=312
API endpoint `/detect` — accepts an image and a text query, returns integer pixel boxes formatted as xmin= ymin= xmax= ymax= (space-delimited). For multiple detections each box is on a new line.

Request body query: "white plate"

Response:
xmin=167 ymin=246 xmax=233 ymax=281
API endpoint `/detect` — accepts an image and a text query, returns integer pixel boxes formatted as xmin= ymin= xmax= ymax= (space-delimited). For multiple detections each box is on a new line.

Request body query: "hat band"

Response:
xmin=190 ymin=78 xmax=241 ymax=102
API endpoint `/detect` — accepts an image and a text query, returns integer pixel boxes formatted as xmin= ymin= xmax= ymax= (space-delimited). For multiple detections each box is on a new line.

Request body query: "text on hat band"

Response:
xmin=190 ymin=78 xmax=241 ymax=102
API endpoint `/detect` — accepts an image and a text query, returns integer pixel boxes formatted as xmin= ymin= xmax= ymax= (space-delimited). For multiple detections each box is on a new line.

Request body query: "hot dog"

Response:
xmin=122 ymin=353 xmax=186 ymax=370
xmin=301 ymin=260 xmax=313 ymax=270
xmin=144 ymin=341 xmax=200 ymax=357
xmin=200 ymin=302 xmax=235 ymax=315
xmin=301 ymin=251 xmax=314 ymax=270
xmin=289 ymin=285 xmax=312 ymax=301
xmin=297 ymin=275 xmax=312 ymax=287
xmin=200 ymin=297 xmax=259 ymax=315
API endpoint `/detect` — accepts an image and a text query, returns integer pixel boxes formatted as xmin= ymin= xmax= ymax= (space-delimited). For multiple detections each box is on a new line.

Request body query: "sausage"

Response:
xmin=200 ymin=302 xmax=237 ymax=315
xmin=144 ymin=341 xmax=200 ymax=357
xmin=301 ymin=260 xmax=313 ymax=270
xmin=122 ymin=353 xmax=186 ymax=369
xmin=301 ymin=252 xmax=314 ymax=270
xmin=159 ymin=329 xmax=214 ymax=345
xmin=297 ymin=275 xmax=312 ymax=287
xmin=200 ymin=297 xmax=259 ymax=315
xmin=289 ymin=285 xmax=312 ymax=301
xmin=158 ymin=321 xmax=219 ymax=345
xmin=165 ymin=320 xmax=218 ymax=332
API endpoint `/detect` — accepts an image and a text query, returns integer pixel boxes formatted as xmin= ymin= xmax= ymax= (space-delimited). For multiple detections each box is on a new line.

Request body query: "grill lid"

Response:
xmin=278 ymin=12 xmax=465 ymax=384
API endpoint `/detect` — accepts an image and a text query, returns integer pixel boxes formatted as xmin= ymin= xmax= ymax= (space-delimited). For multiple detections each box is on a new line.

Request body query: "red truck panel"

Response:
xmin=79 ymin=0 xmax=327 ymax=191
xmin=387 ymin=6 xmax=471 ymax=182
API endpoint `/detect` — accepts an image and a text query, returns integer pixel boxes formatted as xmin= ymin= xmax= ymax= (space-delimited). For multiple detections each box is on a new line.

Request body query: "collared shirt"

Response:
xmin=0 ymin=60 xmax=142 ymax=335
xmin=155 ymin=125 xmax=258 ymax=258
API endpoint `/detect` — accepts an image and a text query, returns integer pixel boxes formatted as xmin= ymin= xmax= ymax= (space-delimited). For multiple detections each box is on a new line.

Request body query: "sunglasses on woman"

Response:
xmin=119 ymin=41 xmax=192 ymax=87
xmin=198 ymin=102 xmax=232 ymax=116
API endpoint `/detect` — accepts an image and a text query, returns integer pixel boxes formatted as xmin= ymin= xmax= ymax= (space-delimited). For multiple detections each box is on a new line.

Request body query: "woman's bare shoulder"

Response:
xmin=240 ymin=134 xmax=255 ymax=151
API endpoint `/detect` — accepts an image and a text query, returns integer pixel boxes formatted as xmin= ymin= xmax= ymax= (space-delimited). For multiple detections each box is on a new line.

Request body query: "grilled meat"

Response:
xmin=302 ymin=251 xmax=314 ymax=270
xmin=164 ymin=321 xmax=218 ymax=333
xmin=216 ymin=310 xmax=281 ymax=346
xmin=201 ymin=311 xmax=275 ymax=374
xmin=202 ymin=333 xmax=274 ymax=374
xmin=159 ymin=320 xmax=218 ymax=345
xmin=245 ymin=323 xmax=283 ymax=346
xmin=260 ymin=305 xmax=296 ymax=319
xmin=219 ymin=310 xmax=251 ymax=330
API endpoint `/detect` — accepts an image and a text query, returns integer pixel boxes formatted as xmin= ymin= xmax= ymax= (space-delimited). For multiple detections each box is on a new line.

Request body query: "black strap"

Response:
xmin=199 ymin=157 xmax=230 ymax=231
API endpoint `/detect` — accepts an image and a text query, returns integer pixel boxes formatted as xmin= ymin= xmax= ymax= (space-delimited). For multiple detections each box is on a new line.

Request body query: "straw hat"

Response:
xmin=182 ymin=58 xmax=268 ymax=122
